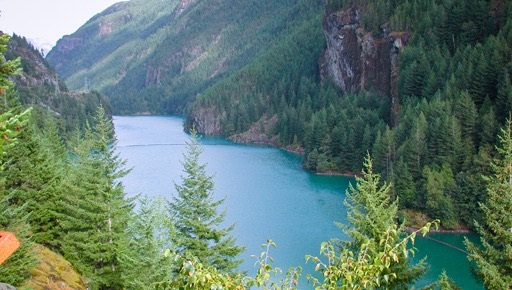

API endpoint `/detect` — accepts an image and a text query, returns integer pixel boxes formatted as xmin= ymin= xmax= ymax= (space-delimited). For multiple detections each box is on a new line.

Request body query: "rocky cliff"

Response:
xmin=5 ymin=34 xmax=111 ymax=134
xmin=6 ymin=34 xmax=64 ymax=91
xmin=320 ymin=6 xmax=410 ymax=124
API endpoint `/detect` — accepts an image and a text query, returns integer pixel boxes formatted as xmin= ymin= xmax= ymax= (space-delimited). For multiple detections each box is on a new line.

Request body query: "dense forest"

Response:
xmin=185 ymin=0 xmax=512 ymax=231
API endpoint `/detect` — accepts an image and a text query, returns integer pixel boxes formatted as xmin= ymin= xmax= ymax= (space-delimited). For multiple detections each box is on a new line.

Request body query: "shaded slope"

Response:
xmin=6 ymin=34 xmax=111 ymax=135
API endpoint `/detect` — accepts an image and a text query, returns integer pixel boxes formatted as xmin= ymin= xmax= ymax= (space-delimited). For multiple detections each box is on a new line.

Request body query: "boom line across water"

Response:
xmin=118 ymin=143 xmax=228 ymax=147
xmin=422 ymin=236 xmax=469 ymax=254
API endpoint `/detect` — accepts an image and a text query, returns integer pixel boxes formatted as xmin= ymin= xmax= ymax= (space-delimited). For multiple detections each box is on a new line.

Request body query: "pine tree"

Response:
xmin=0 ymin=33 xmax=35 ymax=286
xmin=58 ymin=107 xmax=134 ymax=289
xmin=123 ymin=196 xmax=173 ymax=289
xmin=2 ymin=118 xmax=68 ymax=247
xmin=372 ymin=126 xmax=395 ymax=180
xmin=478 ymin=101 xmax=498 ymax=146
xmin=393 ymin=157 xmax=417 ymax=208
xmin=465 ymin=119 xmax=512 ymax=289
xmin=344 ymin=154 xmax=427 ymax=288
xmin=0 ymin=192 xmax=36 ymax=286
xmin=404 ymin=112 xmax=428 ymax=179
xmin=423 ymin=164 xmax=457 ymax=229
xmin=169 ymin=130 xmax=244 ymax=274
xmin=308 ymin=154 xmax=431 ymax=289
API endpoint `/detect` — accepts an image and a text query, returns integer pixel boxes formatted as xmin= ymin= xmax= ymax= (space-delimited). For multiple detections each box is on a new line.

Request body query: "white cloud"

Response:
xmin=0 ymin=0 xmax=124 ymax=51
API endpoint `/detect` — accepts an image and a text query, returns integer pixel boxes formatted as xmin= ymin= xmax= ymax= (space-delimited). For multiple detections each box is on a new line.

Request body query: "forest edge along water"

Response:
xmin=114 ymin=115 xmax=482 ymax=289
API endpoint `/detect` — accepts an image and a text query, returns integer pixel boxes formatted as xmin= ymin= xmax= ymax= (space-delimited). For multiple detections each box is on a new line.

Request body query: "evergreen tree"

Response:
xmin=403 ymin=112 xmax=428 ymax=179
xmin=3 ymin=117 xmax=68 ymax=247
xmin=423 ymin=271 xmax=461 ymax=290
xmin=58 ymin=107 xmax=134 ymax=289
xmin=308 ymin=155 xmax=428 ymax=289
xmin=423 ymin=164 xmax=457 ymax=229
xmin=169 ymin=130 xmax=244 ymax=274
xmin=0 ymin=33 xmax=35 ymax=287
xmin=465 ymin=119 xmax=512 ymax=289
xmin=393 ymin=157 xmax=417 ymax=208
xmin=124 ymin=196 xmax=173 ymax=289
xmin=372 ymin=126 xmax=395 ymax=180
xmin=0 ymin=193 xmax=36 ymax=286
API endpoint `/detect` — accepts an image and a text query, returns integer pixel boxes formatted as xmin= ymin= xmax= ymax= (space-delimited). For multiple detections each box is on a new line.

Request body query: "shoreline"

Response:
xmin=227 ymin=125 xmax=476 ymax=235
xmin=228 ymin=130 xmax=361 ymax=178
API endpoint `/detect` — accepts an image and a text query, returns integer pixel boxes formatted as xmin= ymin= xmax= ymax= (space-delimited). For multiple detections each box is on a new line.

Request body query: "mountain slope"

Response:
xmin=46 ymin=0 xmax=325 ymax=114
xmin=6 ymin=34 xmax=111 ymax=134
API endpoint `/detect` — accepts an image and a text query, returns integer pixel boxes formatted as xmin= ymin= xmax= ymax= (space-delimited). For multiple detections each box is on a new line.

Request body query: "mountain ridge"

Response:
xmin=47 ymin=0 xmax=325 ymax=115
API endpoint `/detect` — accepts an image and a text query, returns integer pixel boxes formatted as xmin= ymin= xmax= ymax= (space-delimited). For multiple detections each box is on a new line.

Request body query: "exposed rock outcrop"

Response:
xmin=190 ymin=107 xmax=223 ymax=135
xmin=229 ymin=115 xmax=279 ymax=145
xmin=320 ymin=6 xmax=411 ymax=125
xmin=7 ymin=35 xmax=64 ymax=90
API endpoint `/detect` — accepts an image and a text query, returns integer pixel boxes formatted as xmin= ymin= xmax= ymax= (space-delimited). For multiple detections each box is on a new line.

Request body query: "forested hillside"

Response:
xmin=191 ymin=0 xmax=512 ymax=230
xmin=46 ymin=0 xmax=325 ymax=114
xmin=6 ymin=34 xmax=111 ymax=135
xmin=321 ymin=0 xmax=512 ymax=230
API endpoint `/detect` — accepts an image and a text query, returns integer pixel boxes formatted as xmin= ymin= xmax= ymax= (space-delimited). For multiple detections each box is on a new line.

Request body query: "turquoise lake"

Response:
xmin=114 ymin=115 xmax=482 ymax=289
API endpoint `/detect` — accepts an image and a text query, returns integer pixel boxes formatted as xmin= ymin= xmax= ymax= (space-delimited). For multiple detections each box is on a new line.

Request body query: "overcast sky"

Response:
xmin=0 ymin=0 xmax=124 ymax=53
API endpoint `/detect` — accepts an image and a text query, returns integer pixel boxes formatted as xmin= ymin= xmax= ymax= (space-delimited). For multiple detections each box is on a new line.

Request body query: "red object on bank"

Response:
xmin=0 ymin=232 xmax=20 ymax=265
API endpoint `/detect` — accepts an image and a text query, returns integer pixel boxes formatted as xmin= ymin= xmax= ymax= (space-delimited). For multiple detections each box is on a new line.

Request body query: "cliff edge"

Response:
xmin=320 ymin=6 xmax=411 ymax=125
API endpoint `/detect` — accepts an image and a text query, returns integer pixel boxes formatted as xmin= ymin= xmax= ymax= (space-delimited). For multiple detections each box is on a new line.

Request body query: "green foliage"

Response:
xmin=306 ymin=155 xmax=434 ymax=289
xmin=0 ymin=34 xmax=21 ymax=91
xmin=156 ymin=239 xmax=301 ymax=290
xmin=169 ymin=130 xmax=244 ymax=274
xmin=155 ymin=250 xmax=246 ymax=290
xmin=123 ymin=196 xmax=174 ymax=289
xmin=245 ymin=240 xmax=302 ymax=290
xmin=48 ymin=0 xmax=324 ymax=115
xmin=56 ymin=107 xmax=134 ymax=289
xmin=306 ymin=226 xmax=433 ymax=290
xmin=423 ymin=164 xmax=457 ymax=229
xmin=465 ymin=119 xmax=512 ymax=289
xmin=0 ymin=193 xmax=36 ymax=286
xmin=186 ymin=11 xmax=327 ymax=134
xmin=0 ymin=33 xmax=36 ymax=286
xmin=422 ymin=271 xmax=462 ymax=290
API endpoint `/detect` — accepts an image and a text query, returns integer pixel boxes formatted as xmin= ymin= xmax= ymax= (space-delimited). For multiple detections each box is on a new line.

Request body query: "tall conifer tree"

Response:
xmin=0 ymin=33 xmax=35 ymax=286
xmin=309 ymin=155 xmax=428 ymax=289
xmin=465 ymin=119 xmax=512 ymax=289
xmin=58 ymin=107 xmax=134 ymax=289
xmin=124 ymin=196 xmax=173 ymax=289
xmin=343 ymin=154 xmax=427 ymax=288
xmin=169 ymin=130 xmax=244 ymax=274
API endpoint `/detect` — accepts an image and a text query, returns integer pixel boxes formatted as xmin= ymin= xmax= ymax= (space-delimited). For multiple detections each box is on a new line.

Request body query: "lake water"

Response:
xmin=114 ymin=115 xmax=482 ymax=289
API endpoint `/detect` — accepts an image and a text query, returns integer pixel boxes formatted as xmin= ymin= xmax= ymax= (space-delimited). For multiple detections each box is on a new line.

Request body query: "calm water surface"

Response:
xmin=114 ymin=115 xmax=482 ymax=289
